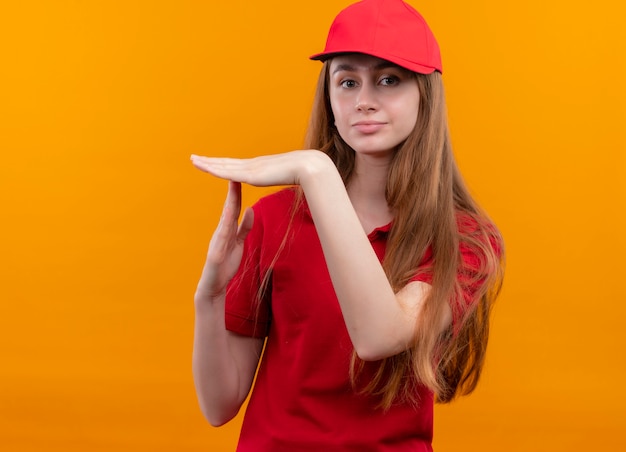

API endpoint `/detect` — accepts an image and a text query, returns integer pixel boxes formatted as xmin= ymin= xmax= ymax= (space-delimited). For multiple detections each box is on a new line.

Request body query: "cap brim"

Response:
xmin=309 ymin=50 xmax=439 ymax=75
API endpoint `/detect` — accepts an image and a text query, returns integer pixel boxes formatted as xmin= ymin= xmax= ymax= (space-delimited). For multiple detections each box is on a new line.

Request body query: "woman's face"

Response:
xmin=328 ymin=54 xmax=420 ymax=159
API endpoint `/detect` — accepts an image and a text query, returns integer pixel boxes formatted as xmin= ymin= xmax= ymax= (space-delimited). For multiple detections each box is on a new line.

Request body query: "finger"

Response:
xmin=191 ymin=154 xmax=221 ymax=175
xmin=223 ymin=181 xmax=242 ymax=220
xmin=190 ymin=153 xmax=300 ymax=187
xmin=237 ymin=207 xmax=254 ymax=243
xmin=210 ymin=182 xmax=241 ymax=250
xmin=191 ymin=155 xmax=247 ymax=181
xmin=191 ymin=155 xmax=276 ymax=186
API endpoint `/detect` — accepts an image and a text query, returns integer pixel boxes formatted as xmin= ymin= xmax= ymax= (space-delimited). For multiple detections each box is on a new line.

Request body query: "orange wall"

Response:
xmin=0 ymin=1 xmax=624 ymax=451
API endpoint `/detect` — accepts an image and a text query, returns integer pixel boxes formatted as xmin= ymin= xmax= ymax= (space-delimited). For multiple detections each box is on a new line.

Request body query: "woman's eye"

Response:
xmin=340 ymin=79 xmax=357 ymax=88
xmin=380 ymin=76 xmax=400 ymax=86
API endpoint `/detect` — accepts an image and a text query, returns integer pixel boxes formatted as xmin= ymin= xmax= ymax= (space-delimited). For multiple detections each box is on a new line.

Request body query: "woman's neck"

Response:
xmin=346 ymin=155 xmax=394 ymax=234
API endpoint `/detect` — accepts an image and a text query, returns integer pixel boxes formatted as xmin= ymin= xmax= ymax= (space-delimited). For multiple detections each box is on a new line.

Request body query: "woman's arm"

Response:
xmin=192 ymin=181 xmax=264 ymax=426
xmin=295 ymin=154 xmax=451 ymax=360
xmin=190 ymin=152 xmax=450 ymax=361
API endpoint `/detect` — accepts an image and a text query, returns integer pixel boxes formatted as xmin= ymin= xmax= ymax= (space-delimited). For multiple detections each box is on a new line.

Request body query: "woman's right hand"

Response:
xmin=195 ymin=181 xmax=254 ymax=302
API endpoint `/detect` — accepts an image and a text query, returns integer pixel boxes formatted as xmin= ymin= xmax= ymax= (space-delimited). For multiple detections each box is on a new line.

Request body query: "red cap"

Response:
xmin=310 ymin=0 xmax=442 ymax=74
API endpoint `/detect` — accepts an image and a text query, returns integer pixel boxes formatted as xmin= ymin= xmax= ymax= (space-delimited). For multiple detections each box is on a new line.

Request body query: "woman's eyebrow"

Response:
xmin=332 ymin=62 xmax=398 ymax=75
xmin=374 ymin=62 xmax=398 ymax=70
xmin=332 ymin=64 xmax=355 ymax=74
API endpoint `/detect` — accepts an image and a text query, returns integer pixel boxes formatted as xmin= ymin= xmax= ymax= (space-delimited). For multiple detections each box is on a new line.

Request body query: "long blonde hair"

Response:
xmin=302 ymin=61 xmax=505 ymax=409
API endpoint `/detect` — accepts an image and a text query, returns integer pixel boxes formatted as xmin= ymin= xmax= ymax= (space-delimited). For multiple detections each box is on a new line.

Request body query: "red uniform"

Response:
xmin=226 ymin=188 xmax=484 ymax=451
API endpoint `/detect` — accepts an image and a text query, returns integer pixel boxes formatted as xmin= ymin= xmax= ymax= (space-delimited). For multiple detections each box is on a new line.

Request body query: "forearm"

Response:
xmin=300 ymin=157 xmax=420 ymax=360
xmin=192 ymin=294 xmax=261 ymax=426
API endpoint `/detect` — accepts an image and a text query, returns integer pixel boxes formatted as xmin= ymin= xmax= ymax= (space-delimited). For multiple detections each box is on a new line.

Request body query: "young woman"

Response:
xmin=191 ymin=0 xmax=504 ymax=450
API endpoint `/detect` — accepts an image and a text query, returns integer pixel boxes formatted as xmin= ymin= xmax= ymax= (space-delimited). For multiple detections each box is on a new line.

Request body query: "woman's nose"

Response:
xmin=355 ymin=83 xmax=378 ymax=111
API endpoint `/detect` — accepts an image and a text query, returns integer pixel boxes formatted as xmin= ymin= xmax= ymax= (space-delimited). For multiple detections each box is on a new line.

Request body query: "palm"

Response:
xmin=190 ymin=150 xmax=330 ymax=188
xmin=198 ymin=182 xmax=253 ymax=298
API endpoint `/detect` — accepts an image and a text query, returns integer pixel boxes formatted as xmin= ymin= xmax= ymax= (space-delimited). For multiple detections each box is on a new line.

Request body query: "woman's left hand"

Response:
xmin=190 ymin=150 xmax=332 ymax=187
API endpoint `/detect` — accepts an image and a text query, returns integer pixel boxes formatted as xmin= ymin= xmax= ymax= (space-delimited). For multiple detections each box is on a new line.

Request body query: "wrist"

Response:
xmin=194 ymin=287 xmax=226 ymax=310
xmin=298 ymin=150 xmax=339 ymax=188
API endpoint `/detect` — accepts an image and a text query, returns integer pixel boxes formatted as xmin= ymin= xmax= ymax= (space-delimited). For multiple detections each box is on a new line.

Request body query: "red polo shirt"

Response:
xmin=225 ymin=188 xmax=487 ymax=451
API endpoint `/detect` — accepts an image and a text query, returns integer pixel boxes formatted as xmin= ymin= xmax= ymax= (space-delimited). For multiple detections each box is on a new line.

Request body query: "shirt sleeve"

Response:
xmin=224 ymin=202 xmax=272 ymax=338
xmin=409 ymin=213 xmax=501 ymax=332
